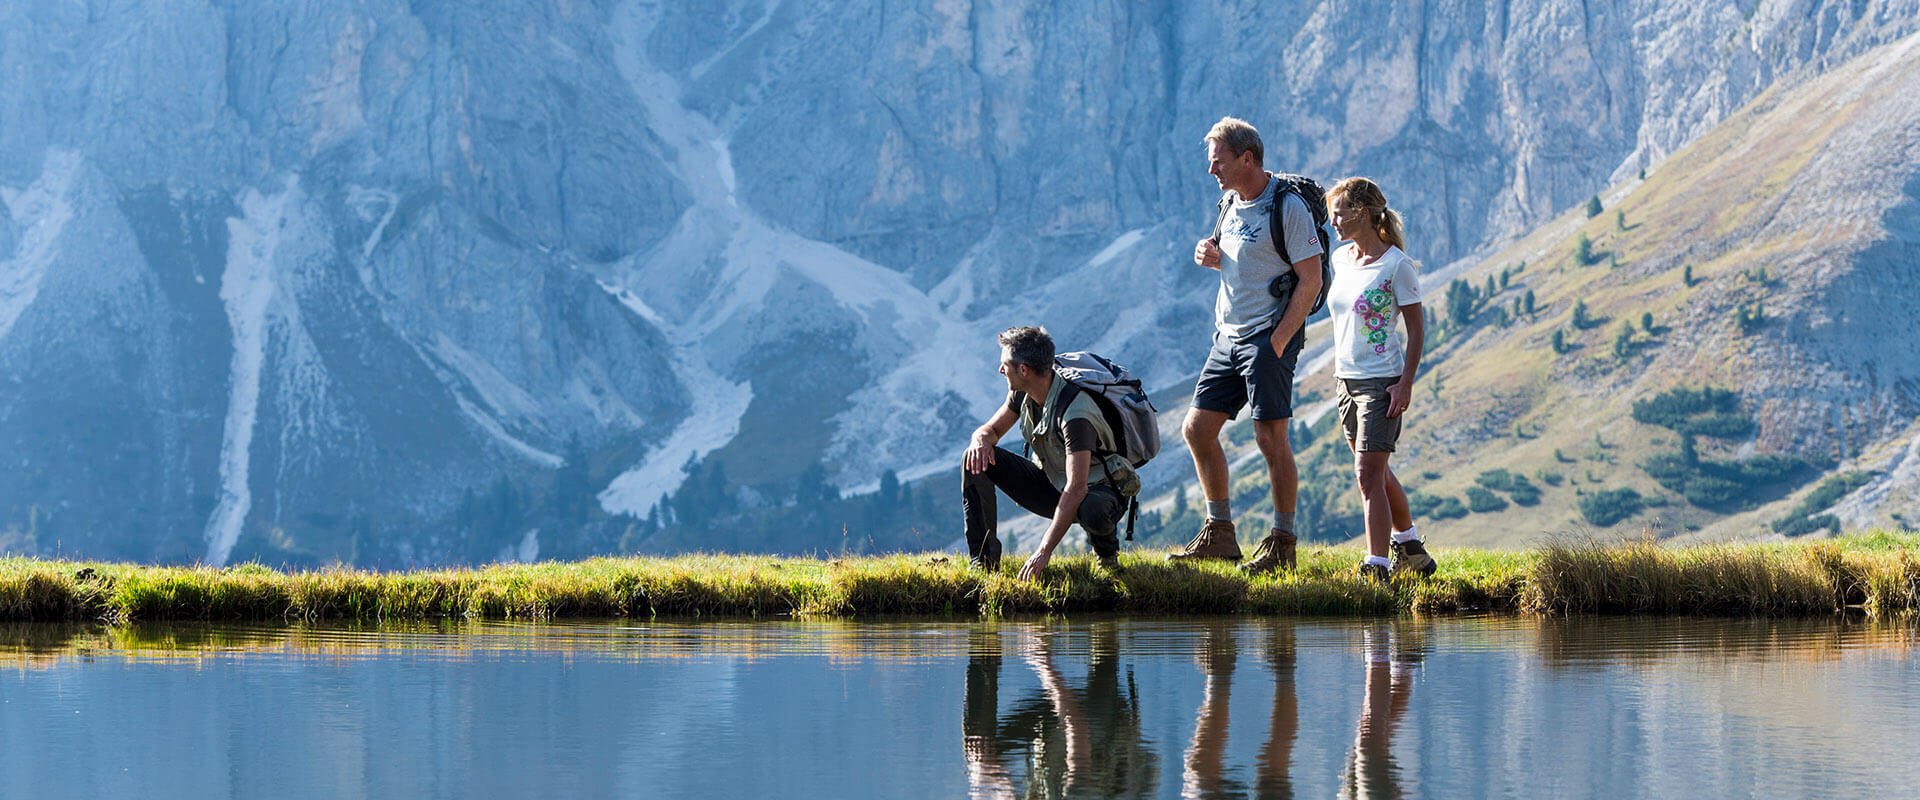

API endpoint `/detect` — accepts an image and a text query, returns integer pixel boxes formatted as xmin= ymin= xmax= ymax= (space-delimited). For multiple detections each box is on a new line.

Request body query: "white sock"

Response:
xmin=1392 ymin=525 xmax=1420 ymax=544
xmin=1365 ymin=555 xmax=1390 ymax=568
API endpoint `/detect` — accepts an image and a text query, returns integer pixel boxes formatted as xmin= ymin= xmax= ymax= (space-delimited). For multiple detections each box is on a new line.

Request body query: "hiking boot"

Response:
xmin=1358 ymin=561 xmax=1389 ymax=583
xmin=1097 ymin=552 xmax=1124 ymax=572
xmin=969 ymin=536 xmax=1002 ymax=572
xmin=1390 ymin=539 xmax=1437 ymax=578
xmin=1237 ymin=528 xmax=1298 ymax=575
xmin=1167 ymin=518 xmax=1241 ymax=562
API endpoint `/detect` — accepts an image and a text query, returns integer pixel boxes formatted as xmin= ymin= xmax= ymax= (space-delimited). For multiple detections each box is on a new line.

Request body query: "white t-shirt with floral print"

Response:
xmin=1327 ymin=244 xmax=1424 ymax=379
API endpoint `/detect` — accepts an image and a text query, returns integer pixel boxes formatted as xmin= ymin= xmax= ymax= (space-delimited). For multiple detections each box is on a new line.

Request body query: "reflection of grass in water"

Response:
xmin=1 ymin=531 xmax=1916 ymax=623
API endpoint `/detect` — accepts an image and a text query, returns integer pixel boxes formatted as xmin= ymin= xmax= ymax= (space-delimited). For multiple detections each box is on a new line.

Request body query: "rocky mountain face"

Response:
xmin=0 ymin=0 xmax=1913 ymax=564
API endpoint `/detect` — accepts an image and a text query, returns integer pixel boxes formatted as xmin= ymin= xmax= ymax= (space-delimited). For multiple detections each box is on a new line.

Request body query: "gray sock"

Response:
xmin=1206 ymin=500 xmax=1231 ymax=521
xmin=1274 ymin=511 xmax=1295 ymax=535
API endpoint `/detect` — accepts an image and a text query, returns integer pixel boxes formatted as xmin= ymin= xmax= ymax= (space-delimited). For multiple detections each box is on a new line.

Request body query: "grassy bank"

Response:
xmin=2 ymin=532 xmax=1915 ymax=623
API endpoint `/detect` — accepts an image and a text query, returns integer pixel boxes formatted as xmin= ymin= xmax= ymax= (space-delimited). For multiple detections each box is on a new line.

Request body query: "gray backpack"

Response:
xmin=1051 ymin=351 xmax=1158 ymax=540
xmin=1050 ymin=351 xmax=1160 ymax=468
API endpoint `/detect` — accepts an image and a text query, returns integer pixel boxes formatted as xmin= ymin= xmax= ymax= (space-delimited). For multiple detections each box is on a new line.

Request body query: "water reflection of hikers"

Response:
xmin=1324 ymin=178 xmax=1434 ymax=581
xmin=962 ymin=625 xmax=1160 ymax=798
xmin=962 ymin=326 xmax=1146 ymax=580
xmin=1340 ymin=622 xmax=1427 ymax=800
xmin=1174 ymin=117 xmax=1326 ymax=573
xmin=1178 ymin=620 xmax=1301 ymax=799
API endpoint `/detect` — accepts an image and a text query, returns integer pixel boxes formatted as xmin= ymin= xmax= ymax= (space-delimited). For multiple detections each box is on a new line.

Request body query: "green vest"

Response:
xmin=1017 ymin=376 xmax=1142 ymax=495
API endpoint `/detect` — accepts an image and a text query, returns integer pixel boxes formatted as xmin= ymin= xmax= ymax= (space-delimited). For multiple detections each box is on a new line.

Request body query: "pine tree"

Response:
xmin=1551 ymin=329 xmax=1566 ymax=354
xmin=1682 ymin=264 xmax=1694 ymax=286
xmin=1641 ymin=312 xmax=1655 ymax=333
xmin=1613 ymin=321 xmax=1635 ymax=358
xmin=1446 ymin=279 xmax=1476 ymax=327
xmin=1572 ymin=298 xmax=1592 ymax=329
xmin=1585 ymin=195 xmax=1603 ymax=218
xmin=1523 ymin=289 xmax=1536 ymax=315
xmin=1575 ymin=233 xmax=1593 ymax=265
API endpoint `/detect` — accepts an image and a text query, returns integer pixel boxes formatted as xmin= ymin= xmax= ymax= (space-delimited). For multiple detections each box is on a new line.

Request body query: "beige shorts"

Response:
xmin=1338 ymin=376 xmax=1402 ymax=453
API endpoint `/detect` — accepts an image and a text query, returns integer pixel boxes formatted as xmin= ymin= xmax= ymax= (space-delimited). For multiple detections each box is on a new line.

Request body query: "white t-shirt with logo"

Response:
xmin=1214 ymin=176 xmax=1321 ymax=340
xmin=1327 ymin=244 xmax=1424 ymax=379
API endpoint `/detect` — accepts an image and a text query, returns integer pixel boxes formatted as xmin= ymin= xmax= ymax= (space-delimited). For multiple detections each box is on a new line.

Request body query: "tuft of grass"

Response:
xmin=0 ymin=532 xmax=1914 ymax=622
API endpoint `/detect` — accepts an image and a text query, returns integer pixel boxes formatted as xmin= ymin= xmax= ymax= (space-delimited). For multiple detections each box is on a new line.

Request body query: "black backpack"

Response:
xmin=1212 ymin=172 xmax=1334 ymax=314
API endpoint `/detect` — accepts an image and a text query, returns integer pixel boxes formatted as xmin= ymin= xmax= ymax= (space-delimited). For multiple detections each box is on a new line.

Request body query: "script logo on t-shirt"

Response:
xmin=1223 ymin=216 xmax=1264 ymax=243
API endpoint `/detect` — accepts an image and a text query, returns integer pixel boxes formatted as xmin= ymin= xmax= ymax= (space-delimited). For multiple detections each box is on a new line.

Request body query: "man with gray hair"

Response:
xmin=962 ymin=326 xmax=1139 ymax=581
xmin=1170 ymin=117 xmax=1322 ymax=573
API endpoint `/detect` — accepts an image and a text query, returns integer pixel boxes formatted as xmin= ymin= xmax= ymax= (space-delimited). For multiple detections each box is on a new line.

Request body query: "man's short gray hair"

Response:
xmin=1204 ymin=116 xmax=1263 ymax=165
xmin=997 ymin=326 xmax=1055 ymax=373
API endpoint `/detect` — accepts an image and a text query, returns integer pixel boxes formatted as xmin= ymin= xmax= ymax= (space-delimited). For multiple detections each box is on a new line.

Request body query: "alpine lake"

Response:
xmin=4 ymin=615 xmax=1917 ymax=799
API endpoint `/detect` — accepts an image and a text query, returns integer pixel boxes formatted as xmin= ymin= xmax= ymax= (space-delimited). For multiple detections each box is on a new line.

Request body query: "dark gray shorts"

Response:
xmin=1193 ymin=326 xmax=1305 ymax=421
xmin=1338 ymin=376 xmax=1402 ymax=453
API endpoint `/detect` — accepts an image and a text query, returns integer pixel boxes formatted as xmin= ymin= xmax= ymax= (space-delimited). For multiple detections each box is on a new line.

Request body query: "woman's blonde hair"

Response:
xmin=1327 ymin=177 xmax=1405 ymax=250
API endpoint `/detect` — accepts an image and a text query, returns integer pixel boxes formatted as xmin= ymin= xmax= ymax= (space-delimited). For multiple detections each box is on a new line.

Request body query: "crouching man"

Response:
xmin=962 ymin=326 xmax=1141 ymax=581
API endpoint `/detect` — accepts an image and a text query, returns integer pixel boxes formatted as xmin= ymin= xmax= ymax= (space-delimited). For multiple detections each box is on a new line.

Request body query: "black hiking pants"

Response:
xmin=961 ymin=447 xmax=1123 ymax=560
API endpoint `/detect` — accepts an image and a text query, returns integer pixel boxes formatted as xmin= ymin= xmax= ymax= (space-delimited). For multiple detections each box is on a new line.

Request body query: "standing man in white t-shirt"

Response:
xmin=1170 ymin=117 xmax=1322 ymax=571
xmin=1325 ymin=177 xmax=1434 ymax=581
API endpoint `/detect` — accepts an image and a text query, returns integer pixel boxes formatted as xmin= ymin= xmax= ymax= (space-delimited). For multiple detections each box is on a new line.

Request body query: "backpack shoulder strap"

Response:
xmin=1048 ymin=377 xmax=1084 ymax=433
xmin=1211 ymin=193 xmax=1231 ymax=243
xmin=1049 ymin=378 xmax=1123 ymax=458
xmin=1267 ymin=175 xmax=1298 ymax=265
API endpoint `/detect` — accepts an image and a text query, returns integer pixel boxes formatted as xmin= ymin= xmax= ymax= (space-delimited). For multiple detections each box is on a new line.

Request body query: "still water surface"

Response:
xmin=3 ymin=616 xmax=1916 ymax=799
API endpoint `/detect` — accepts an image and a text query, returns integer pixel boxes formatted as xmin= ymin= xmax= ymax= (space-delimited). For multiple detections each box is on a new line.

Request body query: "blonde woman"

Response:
xmin=1325 ymin=178 xmax=1433 ymax=581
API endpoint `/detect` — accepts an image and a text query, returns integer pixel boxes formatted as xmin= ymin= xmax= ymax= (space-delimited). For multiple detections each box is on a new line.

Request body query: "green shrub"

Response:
xmin=1771 ymin=472 xmax=1876 ymax=536
xmin=1410 ymin=493 xmax=1469 ymax=520
xmin=1682 ymin=475 xmax=1744 ymax=507
xmin=1466 ymin=486 xmax=1509 ymax=513
xmin=1475 ymin=469 xmax=1541 ymax=506
xmin=1578 ymin=488 xmax=1643 ymax=526
xmin=1773 ymin=514 xmax=1840 ymax=537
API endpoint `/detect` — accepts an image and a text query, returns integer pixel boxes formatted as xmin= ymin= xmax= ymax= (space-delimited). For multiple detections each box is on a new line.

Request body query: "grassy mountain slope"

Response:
xmin=1271 ymin=31 xmax=1920 ymax=547
xmin=1058 ymin=31 xmax=1920 ymax=556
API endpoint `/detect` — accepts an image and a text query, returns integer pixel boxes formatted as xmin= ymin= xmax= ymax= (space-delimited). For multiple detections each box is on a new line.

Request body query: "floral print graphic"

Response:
xmin=1353 ymin=279 xmax=1396 ymax=354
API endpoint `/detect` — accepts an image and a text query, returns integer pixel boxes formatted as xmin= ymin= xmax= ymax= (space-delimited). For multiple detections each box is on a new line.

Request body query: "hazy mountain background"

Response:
xmin=1 ymin=0 xmax=1914 ymax=566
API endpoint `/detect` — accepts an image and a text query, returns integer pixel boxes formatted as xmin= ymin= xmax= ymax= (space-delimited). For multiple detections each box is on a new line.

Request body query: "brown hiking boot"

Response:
xmin=1390 ymin=539 xmax=1437 ymax=578
xmin=1167 ymin=518 xmax=1241 ymax=562
xmin=1237 ymin=528 xmax=1297 ymax=575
